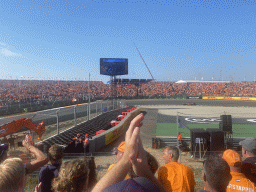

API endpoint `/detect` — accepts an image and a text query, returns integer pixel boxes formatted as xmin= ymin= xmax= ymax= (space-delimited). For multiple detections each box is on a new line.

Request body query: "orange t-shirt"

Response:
xmin=158 ymin=162 xmax=195 ymax=192
xmin=107 ymin=164 xmax=130 ymax=180
xmin=226 ymin=172 xmax=256 ymax=192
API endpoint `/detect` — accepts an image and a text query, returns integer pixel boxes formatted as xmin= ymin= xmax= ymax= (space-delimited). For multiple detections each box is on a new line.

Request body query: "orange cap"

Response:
xmin=117 ymin=141 xmax=125 ymax=152
xmin=222 ymin=149 xmax=242 ymax=167
xmin=85 ymin=134 xmax=89 ymax=137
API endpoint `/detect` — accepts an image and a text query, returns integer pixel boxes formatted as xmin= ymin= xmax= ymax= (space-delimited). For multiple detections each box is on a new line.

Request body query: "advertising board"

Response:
xmin=186 ymin=96 xmax=202 ymax=99
xmin=202 ymin=96 xmax=256 ymax=101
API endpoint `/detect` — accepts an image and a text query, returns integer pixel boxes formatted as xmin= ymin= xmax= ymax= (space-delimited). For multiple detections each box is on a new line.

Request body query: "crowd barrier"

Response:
xmin=203 ymin=96 xmax=256 ymax=101
xmin=90 ymin=107 xmax=141 ymax=152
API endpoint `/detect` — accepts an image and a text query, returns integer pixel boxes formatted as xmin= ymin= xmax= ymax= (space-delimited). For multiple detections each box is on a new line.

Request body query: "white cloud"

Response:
xmin=0 ymin=42 xmax=6 ymax=46
xmin=1 ymin=48 xmax=21 ymax=57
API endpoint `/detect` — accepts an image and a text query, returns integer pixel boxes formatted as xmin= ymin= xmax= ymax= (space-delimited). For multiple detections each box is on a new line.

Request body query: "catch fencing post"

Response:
xmin=199 ymin=139 xmax=202 ymax=160
xmin=56 ymin=109 xmax=60 ymax=135
xmin=88 ymin=103 xmax=90 ymax=120
xmin=87 ymin=104 xmax=89 ymax=121
xmin=74 ymin=105 xmax=77 ymax=127
xmin=96 ymin=101 xmax=98 ymax=115
xmin=177 ymin=111 xmax=179 ymax=147
xmin=101 ymin=101 xmax=103 ymax=114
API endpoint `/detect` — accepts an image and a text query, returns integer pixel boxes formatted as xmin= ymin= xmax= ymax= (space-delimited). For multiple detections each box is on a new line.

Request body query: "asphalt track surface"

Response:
xmin=126 ymin=99 xmax=256 ymax=107
xmin=125 ymin=99 xmax=256 ymax=147
xmin=157 ymin=114 xmax=250 ymax=124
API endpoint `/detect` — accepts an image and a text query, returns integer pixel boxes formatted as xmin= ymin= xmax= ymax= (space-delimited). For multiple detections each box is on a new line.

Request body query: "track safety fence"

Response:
xmin=0 ymin=100 xmax=127 ymax=142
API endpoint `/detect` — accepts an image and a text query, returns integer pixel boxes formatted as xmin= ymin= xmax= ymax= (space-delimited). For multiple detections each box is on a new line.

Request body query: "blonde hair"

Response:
xmin=52 ymin=158 xmax=96 ymax=192
xmin=0 ymin=158 xmax=25 ymax=192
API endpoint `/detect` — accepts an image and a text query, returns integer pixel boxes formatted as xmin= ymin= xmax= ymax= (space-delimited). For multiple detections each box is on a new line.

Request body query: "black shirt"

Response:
xmin=241 ymin=157 xmax=256 ymax=184
xmin=39 ymin=163 xmax=61 ymax=192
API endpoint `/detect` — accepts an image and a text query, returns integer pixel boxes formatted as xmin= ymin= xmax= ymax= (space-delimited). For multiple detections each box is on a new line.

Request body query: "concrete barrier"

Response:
xmin=203 ymin=96 xmax=256 ymax=101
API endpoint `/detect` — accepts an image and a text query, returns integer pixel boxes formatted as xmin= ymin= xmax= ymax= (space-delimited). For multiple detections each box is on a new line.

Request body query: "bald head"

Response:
xmin=163 ymin=146 xmax=179 ymax=163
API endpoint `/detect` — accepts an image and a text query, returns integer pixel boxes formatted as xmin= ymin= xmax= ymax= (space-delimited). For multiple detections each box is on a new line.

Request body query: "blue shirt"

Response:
xmin=103 ymin=177 xmax=160 ymax=192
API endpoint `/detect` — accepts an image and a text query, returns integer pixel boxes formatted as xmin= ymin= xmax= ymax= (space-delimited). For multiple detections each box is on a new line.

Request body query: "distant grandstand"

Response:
xmin=176 ymin=80 xmax=231 ymax=83
xmin=111 ymin=78 xmax=153 ymax=85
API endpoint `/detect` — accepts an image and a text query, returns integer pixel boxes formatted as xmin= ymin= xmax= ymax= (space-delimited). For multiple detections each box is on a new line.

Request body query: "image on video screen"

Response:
xmin=100 ymin=58 xmax=128 ymax=76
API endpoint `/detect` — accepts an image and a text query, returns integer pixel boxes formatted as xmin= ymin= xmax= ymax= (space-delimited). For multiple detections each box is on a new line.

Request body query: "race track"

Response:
xmin=126 ymin=99 xmax=256 ymax=146
xmin=126 ymin=99 xmax=256 ymax=107
xmin=1 ymin=99 xmax=256 ymax=148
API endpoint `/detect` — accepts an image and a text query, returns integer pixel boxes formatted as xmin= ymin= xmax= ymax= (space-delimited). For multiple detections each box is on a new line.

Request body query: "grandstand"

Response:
xmin=175 ymin=80 xmax=231 ymax=83
xmin=1 ymin=79 xmax=256 ymax=110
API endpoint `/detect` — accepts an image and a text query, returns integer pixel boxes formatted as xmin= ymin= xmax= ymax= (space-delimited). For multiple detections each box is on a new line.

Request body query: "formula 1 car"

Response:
xmin=183 ymin=102 xmax=196 ymax=106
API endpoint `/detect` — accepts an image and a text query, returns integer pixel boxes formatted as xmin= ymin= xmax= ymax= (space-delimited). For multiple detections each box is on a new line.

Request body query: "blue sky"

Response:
xmin=0 ymin=0 xmax=255 ymax=83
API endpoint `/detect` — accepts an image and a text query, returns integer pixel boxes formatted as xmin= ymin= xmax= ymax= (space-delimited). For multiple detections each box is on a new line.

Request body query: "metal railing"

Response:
xmin=0 ymin=100 xmax=127 ymax=142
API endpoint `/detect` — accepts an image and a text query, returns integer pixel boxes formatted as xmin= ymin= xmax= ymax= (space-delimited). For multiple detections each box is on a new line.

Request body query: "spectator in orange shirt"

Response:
xmin=200 ymin=156 xmax=231 ymax=192
xmin=108 ymin=141 xmax=159 ymax=180
xmin=222 ymin=149 xmax=256 ymax=192
xmin=178 ymin=132 xmax=182 ymax=144
xmin=83 ymin=134 xmax=91 ymax=153
xmin=108 ymin=141 xmax=125 ymax=169
xmin=73 ymin=133 xmax=82 ymax=147
xmin=158 ymin=146 xmax=196 ymax=192
xmin=107 ymin=141 xmax=130 ymax=180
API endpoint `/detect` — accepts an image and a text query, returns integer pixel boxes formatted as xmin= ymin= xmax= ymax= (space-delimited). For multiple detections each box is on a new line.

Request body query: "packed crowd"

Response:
xmin=0 ymin=113 xmax=255 ymax=192
xmin=1 ymin=80 xmax=256 ymax=105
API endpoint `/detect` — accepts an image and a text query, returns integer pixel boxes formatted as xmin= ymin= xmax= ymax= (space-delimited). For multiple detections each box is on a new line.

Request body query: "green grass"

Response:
xmin=156 ymin=123 xmax=256 ymax=138
xmin=156 ymin=123 xmax=178 ymax=137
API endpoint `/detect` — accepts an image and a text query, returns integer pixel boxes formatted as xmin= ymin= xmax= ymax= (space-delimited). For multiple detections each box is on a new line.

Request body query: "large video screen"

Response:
xmin=100 ymin=58 xmax=128 ymax=76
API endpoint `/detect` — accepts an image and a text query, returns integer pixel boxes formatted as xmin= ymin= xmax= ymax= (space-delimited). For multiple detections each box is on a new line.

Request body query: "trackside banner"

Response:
xmin=202 ymin=96 xmax=256 ymax=101
xmin=186 ymin=96 xmax=202 ymax=99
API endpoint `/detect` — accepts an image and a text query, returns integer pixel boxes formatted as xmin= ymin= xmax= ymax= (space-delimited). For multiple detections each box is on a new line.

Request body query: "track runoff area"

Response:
xmin=126 ymin=99 xmax=256 ymax=138
xmin=157 ymin=109 xmax=256 ymax=138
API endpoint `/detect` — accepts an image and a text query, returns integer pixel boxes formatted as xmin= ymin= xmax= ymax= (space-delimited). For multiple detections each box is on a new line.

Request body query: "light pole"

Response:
xmin=17 ymin=77 xmax=20 ymax=108
xmin=88 ymin=73 xmax=91 ymax=120
xmin=19 ymin=76 xmax=25 ymax=108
